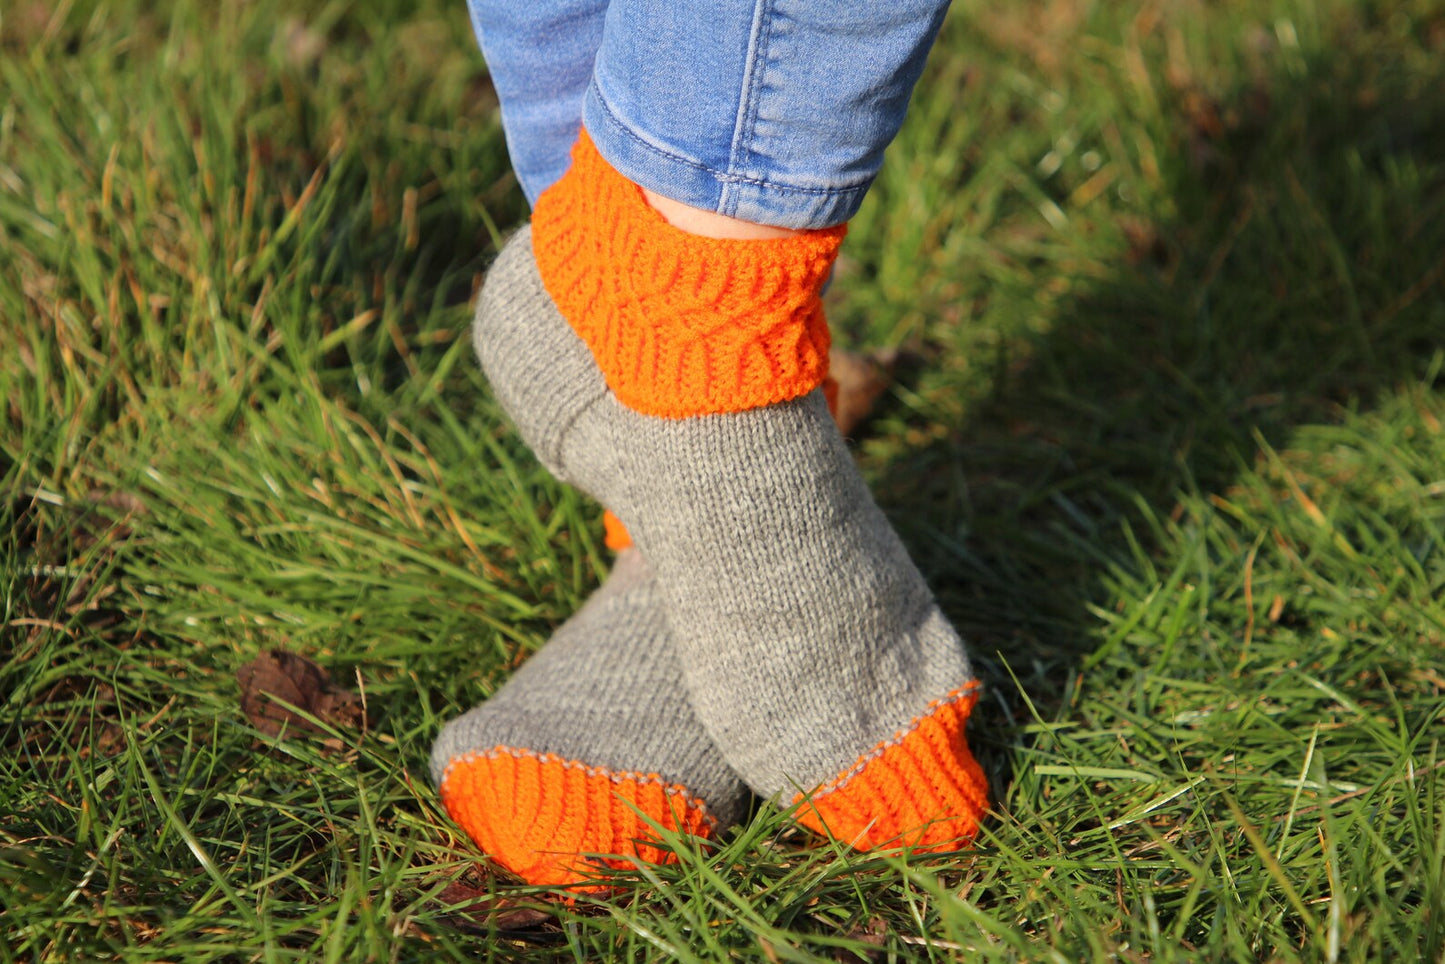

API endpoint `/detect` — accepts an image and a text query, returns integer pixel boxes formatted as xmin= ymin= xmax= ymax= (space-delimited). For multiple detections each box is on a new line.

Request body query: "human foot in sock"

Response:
xmin=430 ymin=547 xmax=750 ymax=888
xmin=473 ymin=135 xmax=988 ymax=852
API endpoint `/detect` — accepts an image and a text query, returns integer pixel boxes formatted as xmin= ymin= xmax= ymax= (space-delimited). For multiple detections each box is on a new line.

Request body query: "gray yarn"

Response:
xmin=429 ymin=545 xmax=750 ymax=830
xmin=472 ymin=226 xmax=977 ymax=801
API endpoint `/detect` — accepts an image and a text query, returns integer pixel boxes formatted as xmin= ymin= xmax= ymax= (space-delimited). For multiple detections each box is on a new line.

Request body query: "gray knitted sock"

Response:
xmin=431 ymin=507 xmax=748 ymax=885
xmin=475 ymin=226 xmax=988 ymax=852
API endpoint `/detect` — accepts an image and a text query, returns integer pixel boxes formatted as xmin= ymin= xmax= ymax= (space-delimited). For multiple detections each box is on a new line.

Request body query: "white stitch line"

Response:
xmin=801 ymin=682 xmax=982 ymax=802
xmin=441 ymin=745 xmax=719 ymax=831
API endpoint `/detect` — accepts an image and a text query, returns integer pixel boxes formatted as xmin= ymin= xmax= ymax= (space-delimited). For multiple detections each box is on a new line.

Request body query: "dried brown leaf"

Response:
xmin=236 ymin=649 xmax=365 ymax=739
xmin=828 ymin=347 xmax=897 ymax=437
xmin=432 ymin=880 xmax=558 ymax=936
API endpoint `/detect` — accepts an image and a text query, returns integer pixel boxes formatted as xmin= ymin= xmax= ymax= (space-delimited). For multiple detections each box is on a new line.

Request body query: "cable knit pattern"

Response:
xmin=440 ymin=747 xmax=717 ymax=890
xmin=792 ymin=684 xmax=988 ymax=851
xmin=532 ymin=130 xmax=846 ymax=418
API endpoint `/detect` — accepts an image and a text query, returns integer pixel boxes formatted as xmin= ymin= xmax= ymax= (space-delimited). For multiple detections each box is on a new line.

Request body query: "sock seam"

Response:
xmin=550 ymin=390 xmax=611 ymax=480
xmin=440 ymin=745 xmax=720 ymax=831
xmin=498 ymin=235 xmax=610 ymax=473
xmin=799 ymin=681 xmax=982 ymax=803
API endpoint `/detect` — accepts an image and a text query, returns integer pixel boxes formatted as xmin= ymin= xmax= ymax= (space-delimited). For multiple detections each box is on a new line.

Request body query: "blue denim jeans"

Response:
xmin=467 ymin=0 xmax=951 ymax=229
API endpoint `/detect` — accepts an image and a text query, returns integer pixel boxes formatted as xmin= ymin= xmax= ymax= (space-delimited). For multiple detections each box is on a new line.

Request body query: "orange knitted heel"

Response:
xmin=532 ymin=130 xmax=845 ymax=418
xmin=439 ymin=747 xmax=717 ymax=889
xmin=602 ymin=510 xmax=633 ymax=552
xmin=793 ymin=684 xmax=987 ymax=851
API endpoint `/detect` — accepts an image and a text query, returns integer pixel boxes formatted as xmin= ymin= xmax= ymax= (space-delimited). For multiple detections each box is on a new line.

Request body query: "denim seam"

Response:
xmin=588 ymin=84 xmax=873 ymax=199
xmin=725 ymin=0 xmax=774 ymax=217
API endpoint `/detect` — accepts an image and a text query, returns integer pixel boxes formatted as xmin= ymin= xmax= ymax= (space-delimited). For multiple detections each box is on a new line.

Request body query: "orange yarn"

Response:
xmin=532 ymin=130 xmax=846 ymax=418
xmin=440 ymin=746 xmax=716 ymax=889
xmin=793 ymin=684 xmax=988 ymax=851
xmin=602 ymin=510 xmax=633 ymax=552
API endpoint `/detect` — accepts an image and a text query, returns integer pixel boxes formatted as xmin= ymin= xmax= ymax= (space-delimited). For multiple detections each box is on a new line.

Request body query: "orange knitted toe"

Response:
xmin=439 ymin=747 xmax=717 ymax=889
xmin=532 ymin=130 xmax=845 ymax=419
xmin=793 ymin=684 xmax=988 ymax=852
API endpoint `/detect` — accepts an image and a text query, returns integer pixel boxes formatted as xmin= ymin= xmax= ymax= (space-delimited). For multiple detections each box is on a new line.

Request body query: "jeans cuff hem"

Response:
xmin=582 ymin=82 xmax=869 ymax=230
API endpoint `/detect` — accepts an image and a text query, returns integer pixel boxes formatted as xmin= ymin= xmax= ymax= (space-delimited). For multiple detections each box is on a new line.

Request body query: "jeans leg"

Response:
xmin=466 ymin=0 xmax=609 ymax=205
xmin=582 ymin=0 xmax=951 ymax=229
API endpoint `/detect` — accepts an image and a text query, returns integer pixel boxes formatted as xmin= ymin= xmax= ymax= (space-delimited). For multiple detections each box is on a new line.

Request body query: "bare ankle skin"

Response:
xmin=641 ymin=187 xmax=802 ymax=240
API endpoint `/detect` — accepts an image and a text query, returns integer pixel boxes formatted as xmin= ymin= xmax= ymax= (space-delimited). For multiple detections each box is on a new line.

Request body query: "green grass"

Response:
xmin=3 ymin=0 xmax=1444 ymax=959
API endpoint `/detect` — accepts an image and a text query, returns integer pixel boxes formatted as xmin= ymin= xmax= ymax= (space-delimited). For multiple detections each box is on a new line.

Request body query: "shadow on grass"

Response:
xmin=875 ymin=31 xmax=1445 ymax=789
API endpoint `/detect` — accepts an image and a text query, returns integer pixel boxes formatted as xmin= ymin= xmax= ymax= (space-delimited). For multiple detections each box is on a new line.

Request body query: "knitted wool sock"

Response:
xmin=431 ymin=546 xmax=750 ymax=888
xmin=599 ymin=370 xmax=841 ymax=552
xmin=475 ymin=133 xmax=988 ymax=852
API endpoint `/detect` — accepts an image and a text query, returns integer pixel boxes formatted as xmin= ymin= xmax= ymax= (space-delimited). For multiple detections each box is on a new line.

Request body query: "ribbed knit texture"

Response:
xmin=793 ymin=685 xmax=987 ymax=850
xmin=439 ymin=748 xmax=716 ymax=889
xmin=474 ymin=230 xmax=989 ymax=854
xmin=531 ymin=130 xmax=845 ymax=418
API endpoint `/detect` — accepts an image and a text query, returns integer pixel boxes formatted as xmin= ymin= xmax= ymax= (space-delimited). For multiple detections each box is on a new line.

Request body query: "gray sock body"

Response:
xmin=474 ymin=227 xmax=977 ymax=804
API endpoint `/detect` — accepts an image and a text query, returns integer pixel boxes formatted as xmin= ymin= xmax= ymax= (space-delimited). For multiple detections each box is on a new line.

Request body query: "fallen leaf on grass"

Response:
xmin=431 ymin=880 xmax=560 ymax=938
xmin=828 ymin=347 xmax=897 ymax=437
xmin=236 ymin=649 xmax=365 ymax=741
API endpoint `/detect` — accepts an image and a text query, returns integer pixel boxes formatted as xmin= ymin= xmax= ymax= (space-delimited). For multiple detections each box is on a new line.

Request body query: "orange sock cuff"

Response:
xmin=793 ymin=683 xmax=988 ymax=852
xmin=532 ymin=129 xmax=846 ymax=418
xmin=440 ymin=746 xmax=717 ymax=889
